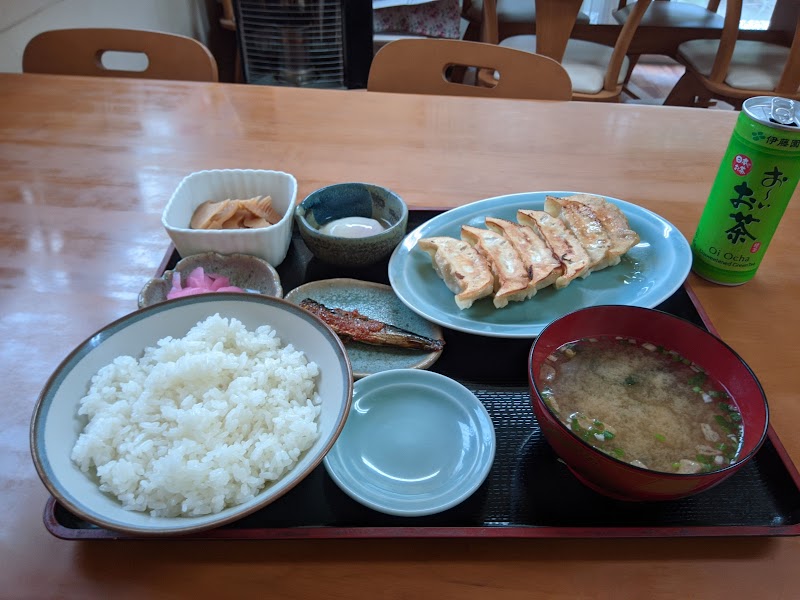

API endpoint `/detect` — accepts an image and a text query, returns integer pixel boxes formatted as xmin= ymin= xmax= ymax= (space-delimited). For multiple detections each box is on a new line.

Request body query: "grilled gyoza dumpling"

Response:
xmin=517 ymin=209 xmax=591 ymax=289
xmin=461 ymin=225 xmax=533 ymax=308
xmin=417 ymin=236 xmax=494 ymax=310
xmin=566 ymin=194 xmax=640 ymax=258
xmin=484 ymin=217 xmax=561 ymax=292
xmin=544 ymin=195 xmax=615 ymax=274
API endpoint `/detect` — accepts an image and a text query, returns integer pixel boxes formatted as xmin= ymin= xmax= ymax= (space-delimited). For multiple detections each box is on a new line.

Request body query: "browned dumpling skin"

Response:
xmin=461 ymin=225 xmax=532 ymax=308
xmin=484 ymin=217 xmax=561 ymax=292
xmin=544 ymin=196 xmax=615 ymax=274
xmin=417 ymin=236 xmax=494 ymax=310
xmin=517 ymin=209 xmax=591 ymax=289
xmin=566 ymin=194 xmax=640 ymax=258
xmin=419 ymin=199 xmax=639 ymax=310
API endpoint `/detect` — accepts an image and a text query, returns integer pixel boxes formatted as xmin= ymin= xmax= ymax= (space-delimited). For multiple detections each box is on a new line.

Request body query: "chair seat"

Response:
xmin=464 ymin=0 xmax=590 ymax=25
xmin=502 ymin=35 xmax=629 ymax=94
xmin=678 ymin=39 xmax=792 ymax=91
xmin=613 ymin=1 xmax=724 ymax=28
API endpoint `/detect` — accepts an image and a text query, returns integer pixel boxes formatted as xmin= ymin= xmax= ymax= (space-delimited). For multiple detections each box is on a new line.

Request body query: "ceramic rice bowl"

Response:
xmin=30 ymin=294 xmax=353 ymax=536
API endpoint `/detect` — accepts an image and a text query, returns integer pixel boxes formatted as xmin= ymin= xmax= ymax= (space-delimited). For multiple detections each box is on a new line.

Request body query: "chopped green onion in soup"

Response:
xmin=537 ymin=336 xmax=742 ymax=474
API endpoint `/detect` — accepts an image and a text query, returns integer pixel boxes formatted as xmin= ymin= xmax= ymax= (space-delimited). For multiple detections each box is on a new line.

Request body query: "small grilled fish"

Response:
xmin=299 ymin=299 xmax=444 ymax=352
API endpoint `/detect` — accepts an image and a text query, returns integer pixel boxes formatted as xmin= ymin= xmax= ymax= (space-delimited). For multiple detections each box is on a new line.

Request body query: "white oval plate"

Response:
xmin=323 ymin=369 xmax=496 ymax=516
xmin=388 ymin=191 xmax=692 ymax=338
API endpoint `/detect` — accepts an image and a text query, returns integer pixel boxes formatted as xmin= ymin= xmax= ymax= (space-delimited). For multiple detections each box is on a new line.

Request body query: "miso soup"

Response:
xmin=537 ymin=336 xmax=743 ymax=474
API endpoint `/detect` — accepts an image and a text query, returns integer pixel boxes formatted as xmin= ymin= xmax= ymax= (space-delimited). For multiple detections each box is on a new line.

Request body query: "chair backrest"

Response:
xmin=481 ymin=0 xmax=652 ymax=97
xmin=602 ymin=0 xmax=653 ymax=93
xmin=779 ymin=17 xmax=800 ymax=94
xmin=219 ymin=0 xmax=236 ymax=31
xmin=708 ymin=0 xmax=744 ymax=84
xmin=367 ymin=38 xmax=572 ymax=100
xmin=531 ymin=0 xmax=585 ymax=62
xmin=22 ymin=28 xmax=219 ymax=82
xmin=708 ymin=0 xmax=800 ymax=95
xmin=481 ymin=0 xmax=585 ymax=62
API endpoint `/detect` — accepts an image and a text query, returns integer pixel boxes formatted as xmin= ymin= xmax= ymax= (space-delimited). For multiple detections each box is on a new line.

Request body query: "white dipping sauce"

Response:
xmin=320 ymin=216 xmax=386 ymax=238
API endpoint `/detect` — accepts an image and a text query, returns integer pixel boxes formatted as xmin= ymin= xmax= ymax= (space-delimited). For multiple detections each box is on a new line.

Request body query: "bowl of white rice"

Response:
xmin=30 ymin=293 xmax=353 ymax=535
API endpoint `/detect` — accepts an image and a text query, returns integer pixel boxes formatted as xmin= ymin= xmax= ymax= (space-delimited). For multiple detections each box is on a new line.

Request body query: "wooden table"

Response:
xmin=2 ymin=73 xmax=799 ymax=598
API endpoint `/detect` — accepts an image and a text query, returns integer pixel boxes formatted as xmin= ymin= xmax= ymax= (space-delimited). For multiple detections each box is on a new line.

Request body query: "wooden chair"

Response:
xmin=23 ymin=28 xmax=219 ymax=82
xmin=613 ymin=0 xmax=723 ymax=87
xmin=480 ymin=0 xmax=653 ymax=102
xmin=665 ymin=0 xmax=800 ymax=108
xmin=461 ymin=0 xmax=591 ymax=44
xmin=615 ymin=0 xmax=722 ymax=33
xmin=367 ymin=38 xmax=572 ymax=101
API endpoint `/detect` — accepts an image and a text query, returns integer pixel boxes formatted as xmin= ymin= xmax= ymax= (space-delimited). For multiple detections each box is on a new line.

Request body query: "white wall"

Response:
xmin=0 ymin=0 xmax=211 ymax=73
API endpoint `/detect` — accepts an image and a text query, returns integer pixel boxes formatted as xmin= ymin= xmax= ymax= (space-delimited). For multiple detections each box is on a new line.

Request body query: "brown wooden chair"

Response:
xmin=480 ymin=0 xmax=653 ymax=102
xmin=23 ymin=28 xmax=219 ymax=82
xmin=614 ymin=0 xmax=723 ymax=87
xmin=615 ymin=0 xmax=723 ymax=32
xmin=367 ymin=38 xmax=572 ymax=101
xmin=665 ymin=0 xmax=800 ymax=108
xmin=461 ymin=0 xmax=591 ymax=44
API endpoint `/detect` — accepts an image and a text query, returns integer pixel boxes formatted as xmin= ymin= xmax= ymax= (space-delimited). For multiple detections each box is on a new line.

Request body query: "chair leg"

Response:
xmin=729 ymin=96 xmax=744 ymax=110
xmin=476 ymin=68 xmax=495 ymax=88
xmin=694 ymin=92 xmax=718 ymax=109
xmin=234 ymin=50 xmax=243 ymax=84
xmin=448 ymin=64 xmax=469 ymax=84
xmin=623 ymin=54 xmax=641 ymax=86
xmin=619 ymin=55 xmax=642 ymax=101
xmin=462 ymin=20 xmax=481 ymax=42
xmin=664 ymin=71 xmax=707 ymax=107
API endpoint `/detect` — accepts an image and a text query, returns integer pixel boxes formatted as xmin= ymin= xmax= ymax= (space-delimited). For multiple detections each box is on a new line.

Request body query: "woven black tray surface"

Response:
xmin=50 ymin=210 xmax=800 ymax=535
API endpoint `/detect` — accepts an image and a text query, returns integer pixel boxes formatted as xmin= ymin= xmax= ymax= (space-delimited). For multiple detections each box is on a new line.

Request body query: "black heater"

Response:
xmin=234 ymin=0 xmax=373 ymax=89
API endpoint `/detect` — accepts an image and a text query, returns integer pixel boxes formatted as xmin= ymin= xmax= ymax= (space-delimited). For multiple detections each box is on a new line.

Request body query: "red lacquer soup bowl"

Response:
xmin=528 ymin=305 xmax=769 ymax=502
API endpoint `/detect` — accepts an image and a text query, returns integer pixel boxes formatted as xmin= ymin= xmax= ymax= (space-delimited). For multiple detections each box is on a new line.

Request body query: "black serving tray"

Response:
xmin=44 ymin=211 xmax=800 ymax=539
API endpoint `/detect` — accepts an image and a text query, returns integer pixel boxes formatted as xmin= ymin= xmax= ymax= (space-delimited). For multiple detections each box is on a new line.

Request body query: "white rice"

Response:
xmin=70 ymin=314 xmax=321 ymax=517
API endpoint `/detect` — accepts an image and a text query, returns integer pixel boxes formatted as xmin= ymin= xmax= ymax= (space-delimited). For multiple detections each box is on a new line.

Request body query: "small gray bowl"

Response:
xmin=295 ymin=182 xmax=409 ymax=268
xmin=138 ymin=252 xmax=283 ymax=308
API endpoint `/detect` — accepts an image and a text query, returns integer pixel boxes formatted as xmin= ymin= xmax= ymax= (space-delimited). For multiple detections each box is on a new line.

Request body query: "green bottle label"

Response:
xmin=691 ymin=109 xmax=800 ymax=285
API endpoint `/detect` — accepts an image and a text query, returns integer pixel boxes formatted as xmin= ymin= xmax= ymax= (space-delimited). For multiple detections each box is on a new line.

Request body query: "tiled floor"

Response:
xmin=623 ymin=58 xmax=736 ymax=110
xmin=625 ymin=60 xmax=685 ymax=104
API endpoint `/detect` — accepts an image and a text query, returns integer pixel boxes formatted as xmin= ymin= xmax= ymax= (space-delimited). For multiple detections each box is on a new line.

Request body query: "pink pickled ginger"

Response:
xmin=167 ymin=267 xmax=244 ymax=299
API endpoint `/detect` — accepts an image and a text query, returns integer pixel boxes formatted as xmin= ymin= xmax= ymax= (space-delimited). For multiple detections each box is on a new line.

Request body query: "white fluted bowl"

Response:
xmin=162 ymin=169 xmax=297 ymax=266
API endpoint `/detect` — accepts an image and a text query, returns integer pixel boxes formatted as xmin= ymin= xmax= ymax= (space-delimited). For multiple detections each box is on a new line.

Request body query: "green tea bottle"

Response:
xmin=691 ymin=96 xmax=800 ymax=285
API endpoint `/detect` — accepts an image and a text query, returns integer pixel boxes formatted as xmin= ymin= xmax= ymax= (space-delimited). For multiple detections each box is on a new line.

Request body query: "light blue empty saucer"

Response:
xmin=323 ymin=369 xmax=496 ymax=516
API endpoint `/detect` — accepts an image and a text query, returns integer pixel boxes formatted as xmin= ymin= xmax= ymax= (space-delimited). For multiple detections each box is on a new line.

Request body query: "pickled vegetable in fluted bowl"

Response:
xmin=162 ymin=169 xmax=298 ymax=267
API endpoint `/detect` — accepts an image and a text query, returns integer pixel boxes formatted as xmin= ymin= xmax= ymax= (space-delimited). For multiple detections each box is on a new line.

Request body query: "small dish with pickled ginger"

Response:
xmin=138 ymin=252 xmax=282 ymax=308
